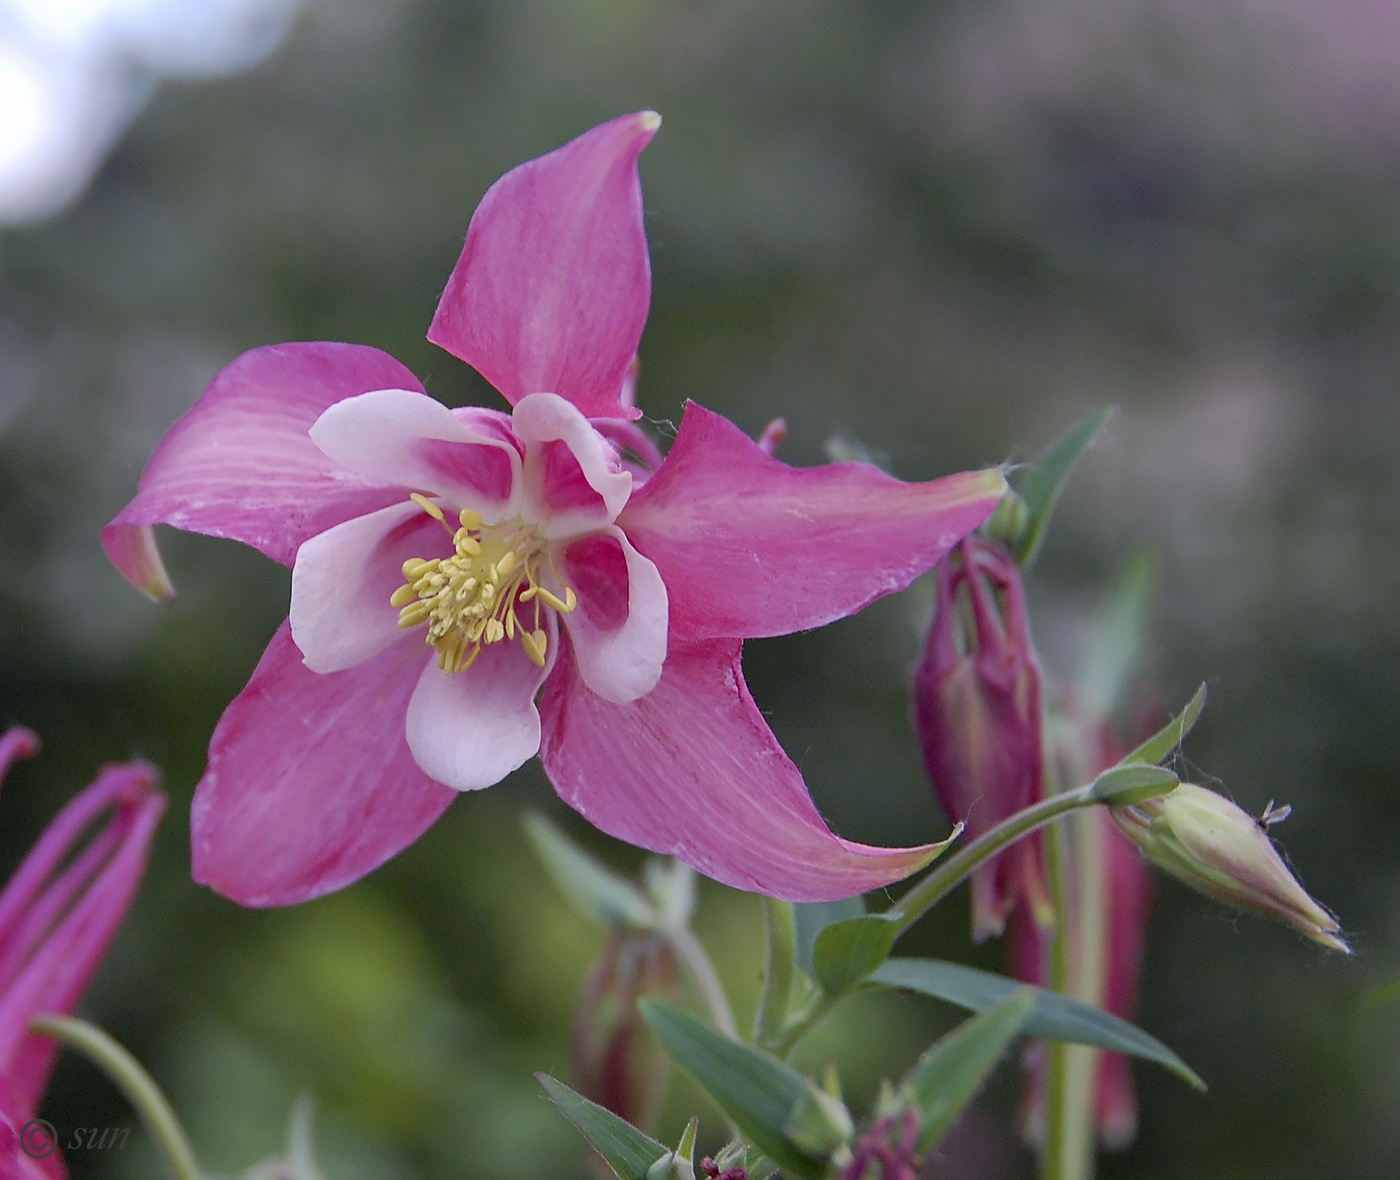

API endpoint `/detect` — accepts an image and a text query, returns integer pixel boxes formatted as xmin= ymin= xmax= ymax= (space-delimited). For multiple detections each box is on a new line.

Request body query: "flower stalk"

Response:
xmin=31 ymin=1015 xmax=203 ymax=1180
xmin=889 ymin=776 xmax=1164 ymax=939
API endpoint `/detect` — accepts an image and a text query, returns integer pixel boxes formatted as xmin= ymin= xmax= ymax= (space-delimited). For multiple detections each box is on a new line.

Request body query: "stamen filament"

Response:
xmin=391 ymin=495 xmax=579 ymax=673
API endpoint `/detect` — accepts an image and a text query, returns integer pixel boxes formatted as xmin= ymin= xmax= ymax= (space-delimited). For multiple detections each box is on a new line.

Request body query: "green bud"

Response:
xmin=783 ymin=1079 xmax=855 ymax=1157
xmin=981 ymin=488 xmax=1029 ymax=551
xmin=646 ymin=1150 xmax=696 ymax=1180
xmin=1112 ymin=784 xmax=1348 ymax=953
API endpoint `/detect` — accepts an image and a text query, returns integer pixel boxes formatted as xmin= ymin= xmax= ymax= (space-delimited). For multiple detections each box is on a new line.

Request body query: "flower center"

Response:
xmin=391 ymin=493 xmax=576 ymax=673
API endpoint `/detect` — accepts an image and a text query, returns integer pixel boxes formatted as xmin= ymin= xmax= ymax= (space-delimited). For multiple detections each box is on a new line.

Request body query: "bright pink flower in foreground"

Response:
xmin=103 ymin=112 xmax=1006 ymax=907
xmin=0 ymin=729 xmax=165 ymax=1180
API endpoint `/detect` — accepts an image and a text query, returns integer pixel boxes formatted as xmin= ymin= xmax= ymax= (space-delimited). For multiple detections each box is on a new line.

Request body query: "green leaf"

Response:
xmin=1014 ymin=408 xmax=1114 ymax=568
xmin=1081 ymin=548 xmax=1158 ymax=718
xmin=638 ymin=1000 xmax=828 ymax=1180
xmin=901 ymin=991 xmax=1036 ymax=1153
xmin=792 ymin=897 xmax=864 ymax=976
xmin=811 ymin=915 xmax=900 ymax=996
xmin=1361 ymin=979 xmax=1400 ymax=1012
xmin=869 ymin=959 xmax=1205 ymax=1090
xmin=1088 ymin=763 xmax=1179 ymax=806
xmin=536 ymin=1074 xmax=668 ymax=1180
xmin=1121 ymin=683 xmax=1207 ymax=768
xmin=523 ymin=812 xmax=657 ymax=929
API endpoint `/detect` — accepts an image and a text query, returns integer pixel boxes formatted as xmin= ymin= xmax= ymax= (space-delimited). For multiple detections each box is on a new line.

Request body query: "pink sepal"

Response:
xmin=619 ymin=402 xmax=1007 ymax=640
xmin=0 ymin=749 xmax=163 ymax=1119
xmin=428 ymin=113 xmax=658 ymax=421
xmin=102 ymin=343 xmax=424 ymax=592
xmin=191 ymin=622 xmax=457 ymax=907
xmin=540 ymin=637 xmax=940 ymax=901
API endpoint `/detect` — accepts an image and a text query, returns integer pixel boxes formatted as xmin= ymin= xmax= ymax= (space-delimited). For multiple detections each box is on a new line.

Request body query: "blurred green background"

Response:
xmin=2 ymin=1 xmax=1399 ymax=1177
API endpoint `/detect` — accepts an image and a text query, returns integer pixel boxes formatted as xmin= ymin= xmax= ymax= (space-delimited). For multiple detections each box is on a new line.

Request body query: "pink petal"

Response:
xmin=514 ymin=393 xmax=632 ymax=537
xmin=309 ymin=389 xmax=523 ymax=521
xmin=103 ymin=343 xmax=424 ymax=594
xmin=191 ymin=622 xmax=457 ymax=907
xmin=290 ymin=501 xmax=438 ymax=673
xmin=540 ymin=637 xmax=943 ymax=901
xmin=591 ymin=415 xmax=664 ymax=482
xmin=619 ymin=402 xmax=1008 ymax=640
xmin=427 ymin=113 xmax=659 ymax=421
xmin=404 ymin=620 xmax=556 ymax=791
xmin=556 ymin=527 xmax=667 ymax=704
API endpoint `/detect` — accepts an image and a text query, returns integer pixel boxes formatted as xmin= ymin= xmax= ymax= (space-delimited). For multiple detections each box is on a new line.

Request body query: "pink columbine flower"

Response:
xmin=0 ymin=729 xmax=165 ymax=1180
xmin=913 ymin=536 xmax=1053 ymax=941
xmin=103 ymin=112 xmax=1006 ymax=907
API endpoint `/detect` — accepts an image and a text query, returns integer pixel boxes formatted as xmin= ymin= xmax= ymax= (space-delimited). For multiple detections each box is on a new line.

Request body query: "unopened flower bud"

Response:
xmin=913 ymin=537 xmax=1053 ymax=941
xmin=572 ymin=930 xmax=682 ymax=1131
xmin=1112 ymin=784 xmax=1347 ymax=953
xmin=982 ymin=489 xmax=1029 ymax=552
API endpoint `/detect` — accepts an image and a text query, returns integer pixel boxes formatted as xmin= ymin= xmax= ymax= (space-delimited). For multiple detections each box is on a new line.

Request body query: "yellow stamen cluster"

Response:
xmin=392 ymin=493 xmax=577 ymax=672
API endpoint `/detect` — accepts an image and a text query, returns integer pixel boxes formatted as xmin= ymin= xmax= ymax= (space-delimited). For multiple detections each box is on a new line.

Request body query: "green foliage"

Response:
xmin=1122 ymin=683 xmax=1209 ymax=767
xmin=1013 ymin=408 xmax=1115 ymax=568
xmin=899 ymin=990 xmax=1036 ymax=1153
xmin=522 ymin=811 xmax=659 ymax=929
xmin=810 ymin=914 xmax=900 ymax=995
xmin=536 ymin=1074 xmax=668 ymax=1180
xmin=638 ymin=1000 xmax=830 ymax=1179
xmin=792 ymin=897 xmax=865 ymax=977
xmin=869 ymin=958 xmax=1205 ymax=1090
xmin=1087 ymin=762 xmax=1180 ymax=806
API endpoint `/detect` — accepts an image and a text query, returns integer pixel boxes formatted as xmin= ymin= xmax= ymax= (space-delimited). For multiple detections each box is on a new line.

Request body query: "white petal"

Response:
xmin=404 ymin=620 xmax=556 ymax=791
xmin=291 ymin=501 xmax=438 ymax=672
xmin=558 ymin=527 xmax=667 ymax=704
xmin=513 ymin=392 xmax=632 ymax=538
xmin=311 ymin=388 xmax=522 ymax=519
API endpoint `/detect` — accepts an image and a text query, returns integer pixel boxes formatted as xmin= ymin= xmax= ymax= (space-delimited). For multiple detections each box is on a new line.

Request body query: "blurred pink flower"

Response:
xmin=0 ymin=728 xmax=165 ymax=1180
xmin=104 ymin=112 xmax=1006 ymax=907
xmin=913 ymin=536 xmax=1053 ymax=941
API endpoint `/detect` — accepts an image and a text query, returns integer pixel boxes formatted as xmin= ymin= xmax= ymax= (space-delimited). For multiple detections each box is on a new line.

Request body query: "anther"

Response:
xmin=409 ymin=492 xmax=444 ymax=521
xmin=521 ymin=627 xmax=548 ymax=667
xmin=458 ymin=508 xmax=482 ymax=530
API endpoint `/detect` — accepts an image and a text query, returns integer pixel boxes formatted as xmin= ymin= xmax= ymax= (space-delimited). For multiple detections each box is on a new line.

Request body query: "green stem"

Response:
xmin=667 ymin=922 xmax=738 ymax=1040
xmin=31 ymin=1015 xmax=203 ymax=1180
xmin=889 ymin=783 xmax=1102 ymax=938
xmin=768 ymin=992 xmax=841 ymax=1061
xmin=754 ymin=898 xmax=796 ymax=1049
xmin=1041 ymin=809 xmax=1104 ymax=1180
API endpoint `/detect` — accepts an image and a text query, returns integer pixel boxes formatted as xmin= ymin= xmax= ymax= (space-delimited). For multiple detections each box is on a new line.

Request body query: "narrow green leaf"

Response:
xmin=811 ymin=915 xmax=899 ymax=996
xmin=523 ymin=812 xmax=657 ymax=929
xmin=1014 ymin=408 xmax=1114 ymax=567
xmin=638 ymin=1001 xmax=827 ymax=1180
xmin=902 ymin=991 xmax=1036 ymax=1153
xmin=792 ymin=897 xmax=864 ymax=976
xmin=536 ymin=1074 xmax=667 ymax=1180
xmin=869 ymin=959 xmax=1205 ymax=1090
xmin=1088 ymin=763 xmax=1179 ymax=806
xmin=1080 ymin=548 xmax=1158 ymax=718
xmin=1361 ymin=979 xmax=1400 ymax=1012
xmin=1121 ymin=683 xmax=1208 ymax=768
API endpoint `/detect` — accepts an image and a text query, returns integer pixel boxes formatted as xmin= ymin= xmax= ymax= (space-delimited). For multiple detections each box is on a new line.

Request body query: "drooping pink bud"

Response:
xmin=913 ymin=536 xmax=1053 ymax=941
xmin=0 ymin=728 xmax=165 ymax=1178
xmin=570 ymin=929 xmax=680 ymax=1133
